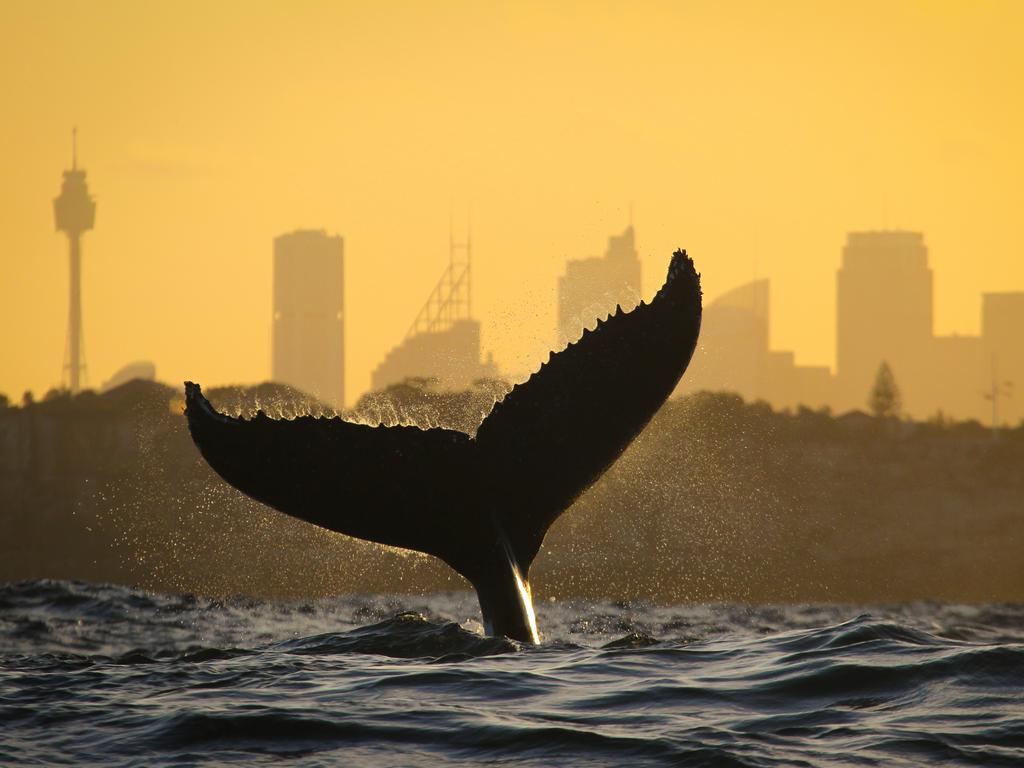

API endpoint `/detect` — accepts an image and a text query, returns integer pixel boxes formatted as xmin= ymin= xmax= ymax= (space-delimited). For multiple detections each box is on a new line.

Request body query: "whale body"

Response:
xmin=184 ymin=250 xmax=702 ymax=643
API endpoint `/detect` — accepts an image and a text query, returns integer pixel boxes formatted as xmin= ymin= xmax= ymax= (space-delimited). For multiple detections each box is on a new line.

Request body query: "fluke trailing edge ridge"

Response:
xmin=185 ymin=250 xmax=702 ymax=643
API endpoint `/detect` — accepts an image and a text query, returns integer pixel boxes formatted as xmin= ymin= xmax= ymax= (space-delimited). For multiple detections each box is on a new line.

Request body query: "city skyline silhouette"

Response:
xmin=17 ymin=168 xmax=1024 ymax=424
xmin=3 ymin=2 xmax=1023 ymax=410
xmin=3 ymin=6 xmax=1023 ymax=764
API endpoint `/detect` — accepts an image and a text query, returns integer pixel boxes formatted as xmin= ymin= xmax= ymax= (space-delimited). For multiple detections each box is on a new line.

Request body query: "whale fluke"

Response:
xmin=185 ymin=250 xmax=702 ymax=643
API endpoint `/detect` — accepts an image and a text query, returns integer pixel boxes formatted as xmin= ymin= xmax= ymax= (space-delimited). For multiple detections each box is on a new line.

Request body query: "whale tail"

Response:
xmin=185 ymin=250 xmax=702 ymax=643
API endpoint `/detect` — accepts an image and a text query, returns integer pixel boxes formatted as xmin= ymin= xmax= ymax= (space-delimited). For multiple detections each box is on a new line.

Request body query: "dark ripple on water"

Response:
xmin=1 ymin=581 xmax=1023 ymax=766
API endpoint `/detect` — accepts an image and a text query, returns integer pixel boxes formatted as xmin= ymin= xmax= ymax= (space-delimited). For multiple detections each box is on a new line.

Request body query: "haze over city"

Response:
xmin=4 ymin=5 xmax=1024 ymax=765
xmin=3 ymin=1 xmax=1023 ymax=411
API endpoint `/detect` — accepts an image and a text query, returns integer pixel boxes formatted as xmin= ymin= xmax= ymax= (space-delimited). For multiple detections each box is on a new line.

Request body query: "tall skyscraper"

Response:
xmin=982 ymin=291 xmax=1024 ymax=425
xmin=836 ymin=231 xmax=933 ymax=410
xmin=676 ymin=278 xmax=834 ymax=410
xmin=53 ymin=128 xmax=96 ymax=393
xmin=685 ymin=279 xmax=770 ymax=397
xmin=272 ymin=230 xmax=344 ymax=409
xmin=558 ymin=226 xmax=642 ymax=348
xmin=982 ymin=292 xmax=1024 ymax=356
xmin=371 ymin=232 xmax=498 ymax=392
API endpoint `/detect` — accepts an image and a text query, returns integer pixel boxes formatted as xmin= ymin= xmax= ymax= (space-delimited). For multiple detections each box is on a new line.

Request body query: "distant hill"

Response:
xmin=1 ymin=380 xmax=1021 ymax=603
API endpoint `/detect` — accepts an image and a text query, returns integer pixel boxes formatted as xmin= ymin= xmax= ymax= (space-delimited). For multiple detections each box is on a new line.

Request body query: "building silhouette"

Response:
xmin=53 ymin=128 xmax=95 ymax=393
xmin=981 ymin=293 xmax=1024 ymax=424
xmin=272 ymin=230 xmax=344 ymax=409
xmin=682 ymin=229 xmax=1021 ymax=424
xmin=924 ymin=291 xmax=1024 ymax=425
xmin=101 ymin=361 xmax=156 ymax=393
xmin=676 ymin=279 xmax=833 ymax=409
xmin=558 ymin=226 xmax=642 ymax=348
xmin=835 ymin=230 xmax=1022 ymax=423
xmin=836 ymin=231 xmax=934 ymax=412
xmin=371 ymin=233 xmax=497 ymax=392
xmin=983 ymin=292 xmax=1024 ymax=359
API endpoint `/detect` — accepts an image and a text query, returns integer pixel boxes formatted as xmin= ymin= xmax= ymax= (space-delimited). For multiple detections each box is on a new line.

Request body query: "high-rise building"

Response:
xmin=372 ymin=319 xmax=497 ymax=392
xmin=834 ymin=232 xmax=1021 ymax=422
xmin=371 ymin=232 xmax=498 ymax=392
xmin=53 ymin=128 xmax=95 ymax=393
xmin=669 ymin=229 xmax=1019 ymax=422
xmin=836 ymin=231 xmax=933 ymax=410
xmin=982 ymin=292 xmax=1024 ymax=355
xmin=693 ymin=279 xmax=770 ymax=395
xmin=558 ymin=226 xmax=642 ymax=348
xmin=982 ymin=292 xmax=1024 ymax=424
xmin=272 ymin=230 xmax=344 ymax=409
xmin=677 ymin=278 xmax=834 ymax=409
xmin=922 ymin=292 xmax=1024 ymax=424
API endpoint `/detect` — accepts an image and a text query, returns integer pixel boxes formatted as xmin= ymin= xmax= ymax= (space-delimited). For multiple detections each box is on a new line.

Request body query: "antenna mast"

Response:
xmin=405 ymin=221 xmax=473 ymax=339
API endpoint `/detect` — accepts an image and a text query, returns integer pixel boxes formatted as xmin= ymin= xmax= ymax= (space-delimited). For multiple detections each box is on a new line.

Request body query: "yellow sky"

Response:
xmin=2 ymin=0 xmax=1021 ymax=405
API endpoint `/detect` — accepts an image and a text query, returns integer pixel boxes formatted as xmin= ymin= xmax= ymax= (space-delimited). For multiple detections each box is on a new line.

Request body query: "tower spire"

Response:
xmin=54 ymin=126 xmax=96 ymax=393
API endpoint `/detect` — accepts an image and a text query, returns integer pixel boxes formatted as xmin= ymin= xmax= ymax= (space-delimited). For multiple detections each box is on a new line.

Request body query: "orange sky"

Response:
xmin=2 ymin=0 xmax=1022 ymax=405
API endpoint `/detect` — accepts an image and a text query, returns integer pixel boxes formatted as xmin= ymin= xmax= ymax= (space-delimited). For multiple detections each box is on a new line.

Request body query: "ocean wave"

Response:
xmin=273 ymin=612 xmax=516 ymax=660
xmin=2 ymin=581 xmax=1023 ymax=766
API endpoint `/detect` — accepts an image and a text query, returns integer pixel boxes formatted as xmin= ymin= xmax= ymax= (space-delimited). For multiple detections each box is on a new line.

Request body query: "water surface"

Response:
xmin=2 ymin=581 xmax=1022 ymax=766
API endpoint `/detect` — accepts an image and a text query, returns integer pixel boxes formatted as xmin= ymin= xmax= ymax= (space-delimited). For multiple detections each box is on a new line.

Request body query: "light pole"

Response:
xmin=982 ymin=355 xmax=1013 ymax=438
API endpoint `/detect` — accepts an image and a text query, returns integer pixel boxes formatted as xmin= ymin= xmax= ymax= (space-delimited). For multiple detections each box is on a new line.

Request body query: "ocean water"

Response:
xmin=1 ymin=581 xmax=1022 ymax=766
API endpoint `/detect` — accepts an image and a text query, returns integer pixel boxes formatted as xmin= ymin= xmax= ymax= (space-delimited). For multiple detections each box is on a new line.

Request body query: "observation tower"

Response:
xmin=52 ymin=128 xmax=96 ymax=393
